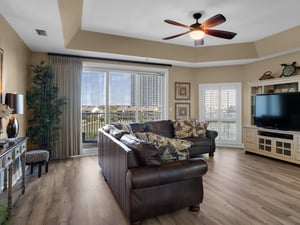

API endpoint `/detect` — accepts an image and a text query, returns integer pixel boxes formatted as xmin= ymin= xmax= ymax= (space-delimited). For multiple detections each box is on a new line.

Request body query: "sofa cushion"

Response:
xmin=183 ymin=136 xmax=212 ymax=148
xmin=135 ymin=132 xmax=191 ymax=163
xmin=173 ymin=118 xmax=194 ymax=138
xmin=145 ymin=120 xmax=174 ymax=138
xmin=120 ymin=134 xmax=161 ymax=167
xmin=129 ymin=122 xmax=147 ymax=134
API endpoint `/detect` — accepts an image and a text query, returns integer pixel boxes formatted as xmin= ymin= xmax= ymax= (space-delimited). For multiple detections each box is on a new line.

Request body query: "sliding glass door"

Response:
xmin=81 ymin=64 xmax=167 ymax=144
xmin=81 ymin=70 xmax=105 ymax=143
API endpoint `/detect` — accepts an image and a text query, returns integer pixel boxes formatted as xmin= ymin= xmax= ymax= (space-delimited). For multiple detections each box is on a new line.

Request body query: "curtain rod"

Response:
xmin=48 ymin=52 xmax=172 ymax=67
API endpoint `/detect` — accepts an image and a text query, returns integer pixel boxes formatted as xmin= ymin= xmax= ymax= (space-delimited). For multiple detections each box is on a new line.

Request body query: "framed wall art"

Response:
xmin=175 ymin=103 xmax=190 ymax=120
xmin=175 ymin=82 xmax=190 ymax=100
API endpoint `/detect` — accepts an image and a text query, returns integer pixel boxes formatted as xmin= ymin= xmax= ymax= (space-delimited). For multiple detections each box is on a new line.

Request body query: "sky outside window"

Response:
xmin=109 ymin=72 xmax=131 ymax=105
xmin=81 ymin=71 xmax=132 ymax=106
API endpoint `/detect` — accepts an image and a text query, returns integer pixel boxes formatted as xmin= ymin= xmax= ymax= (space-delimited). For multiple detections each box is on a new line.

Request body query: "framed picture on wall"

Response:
xmin=175 ymin=82 xmax=190 ymax=100
xmin=175 ymin=103 xmax=190 ymax=120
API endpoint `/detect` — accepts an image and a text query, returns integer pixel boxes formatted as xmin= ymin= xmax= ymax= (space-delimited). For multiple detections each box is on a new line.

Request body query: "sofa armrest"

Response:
xmin=127 ymin=158 xmax=207 ymax=189
xmin=206 ymin=129 xmax=218 ymax=156
xmin=206 ymin=129 xmax=218 ymax=140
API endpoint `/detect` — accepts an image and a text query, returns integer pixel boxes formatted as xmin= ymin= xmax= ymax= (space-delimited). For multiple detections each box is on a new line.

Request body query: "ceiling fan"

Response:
xmin=163 ymin=13 xmax=237 ymax=47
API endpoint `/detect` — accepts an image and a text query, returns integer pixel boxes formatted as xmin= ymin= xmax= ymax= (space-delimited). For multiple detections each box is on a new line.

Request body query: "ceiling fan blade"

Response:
xmin=164 ymin=20 xmax=191 ymax=28
xmin=200 ymin=14 xmax=226 ymax=29
xmin=194 ymin=39 xmax=204 ymax=47
xmin=204 ymin=29 xmax=237 ymax=39
xmin=163 ymin=31 xmax=191 ymax=40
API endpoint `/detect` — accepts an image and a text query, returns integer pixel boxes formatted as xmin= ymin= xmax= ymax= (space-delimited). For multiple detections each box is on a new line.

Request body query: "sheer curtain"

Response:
xmin=49 ymin=55 xmax=82 ymax=159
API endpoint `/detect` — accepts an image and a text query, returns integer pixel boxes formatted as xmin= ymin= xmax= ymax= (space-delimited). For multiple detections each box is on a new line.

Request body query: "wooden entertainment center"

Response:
xmin=244 ymin=76 xmax=300 ymax=164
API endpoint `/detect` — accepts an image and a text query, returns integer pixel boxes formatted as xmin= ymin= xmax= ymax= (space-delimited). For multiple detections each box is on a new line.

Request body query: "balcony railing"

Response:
xmin=82 ymin=111 xmax=161 ymax=143
xmin=82 ymin=112 xmax=105 ymax=143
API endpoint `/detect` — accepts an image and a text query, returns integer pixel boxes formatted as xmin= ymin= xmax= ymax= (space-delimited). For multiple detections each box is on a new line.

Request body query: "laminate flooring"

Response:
xmin=10 ymin=148 xmax=300 ymax=225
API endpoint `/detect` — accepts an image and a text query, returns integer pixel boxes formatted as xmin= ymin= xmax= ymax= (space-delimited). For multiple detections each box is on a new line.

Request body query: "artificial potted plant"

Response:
xmin=26 ymin=61 xmax=66 ymax=158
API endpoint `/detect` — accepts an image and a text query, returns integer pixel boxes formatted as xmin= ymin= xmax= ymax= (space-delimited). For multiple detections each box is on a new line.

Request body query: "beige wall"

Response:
xmin=193 ymin=65 xmax=244 ymax=118
xmin=168 ymin=66 xmax=195 ymax=119
xmin=0 ymin=16 xmax=31 ymax=138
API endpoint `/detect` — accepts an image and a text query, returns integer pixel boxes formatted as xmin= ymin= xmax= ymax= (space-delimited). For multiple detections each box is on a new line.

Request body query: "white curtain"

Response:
xmin=49 ymin=55 xmax=82 ymax=159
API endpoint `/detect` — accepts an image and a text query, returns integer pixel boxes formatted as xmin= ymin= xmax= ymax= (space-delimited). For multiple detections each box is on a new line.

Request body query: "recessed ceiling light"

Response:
xmin=35 ymin=29 xmax=47 ymax=36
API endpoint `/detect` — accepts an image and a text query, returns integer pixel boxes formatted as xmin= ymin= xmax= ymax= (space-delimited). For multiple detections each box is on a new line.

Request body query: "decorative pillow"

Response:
xmin=135 ymin=132 xmax=149 ymax=142
xmin=120 ymin=134 xmax=161 ymax=167
xmin=137 ymin=132 xmax=191 ymax=163
xmin=173 ymin=118 xmax=194 ymax=138
xmin=192 ymin=120 xmax=207 ymax=137
xmin=112 ymin=123 xmax=132 ymax=133
xmin=102 ymin=124 xmax=116 ymax=133
xmin=109 ymin=127 xmax=130 ymax=140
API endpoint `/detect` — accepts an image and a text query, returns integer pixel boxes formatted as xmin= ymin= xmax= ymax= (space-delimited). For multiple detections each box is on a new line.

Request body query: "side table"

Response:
xmin=0 ymin=137 xmax=28 ymax=217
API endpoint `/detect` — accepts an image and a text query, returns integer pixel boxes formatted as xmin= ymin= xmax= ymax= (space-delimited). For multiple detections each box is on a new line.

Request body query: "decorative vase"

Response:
xmin=6 ymin=115 xmax=18 ymax=139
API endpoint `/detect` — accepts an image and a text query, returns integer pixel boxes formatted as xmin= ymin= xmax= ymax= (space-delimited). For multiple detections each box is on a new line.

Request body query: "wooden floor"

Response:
xmin=10 ymin=148 xmax=300 ymax=225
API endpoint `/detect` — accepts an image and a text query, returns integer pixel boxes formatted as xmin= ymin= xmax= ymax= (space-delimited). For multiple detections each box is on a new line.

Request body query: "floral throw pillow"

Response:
xmin=136 ymin=132 xmax=191 ymax=163
xmin=135 ymin=132 xmax=149 ymax=142
xmin=173 ymin=118 xmax=194 ymax=138
xmin=174 ymin=118 xmax=207 ymax=138
xmin=192 ymin=120 xmax=207 ymax=137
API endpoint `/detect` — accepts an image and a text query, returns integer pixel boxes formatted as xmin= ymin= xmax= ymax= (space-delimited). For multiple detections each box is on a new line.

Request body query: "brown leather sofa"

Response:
xmin=127 ymin=120 xmax=218 ymax=157
xmin=98 ymin=120 xmax=216 ymax=224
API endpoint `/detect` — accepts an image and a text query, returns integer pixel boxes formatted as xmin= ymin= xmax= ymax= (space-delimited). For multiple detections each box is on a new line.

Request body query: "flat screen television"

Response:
xmin=254 ymin=92 xmax=300 ymax=131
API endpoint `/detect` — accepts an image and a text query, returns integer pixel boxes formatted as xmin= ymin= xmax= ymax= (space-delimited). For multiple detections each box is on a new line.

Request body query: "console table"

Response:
xmin=0 ymin=137 xmax=28 ymax=217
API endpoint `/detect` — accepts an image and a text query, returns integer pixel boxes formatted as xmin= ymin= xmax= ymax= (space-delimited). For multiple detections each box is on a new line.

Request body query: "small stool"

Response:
xmin=25 ymin=150 xmax=49 ymax=178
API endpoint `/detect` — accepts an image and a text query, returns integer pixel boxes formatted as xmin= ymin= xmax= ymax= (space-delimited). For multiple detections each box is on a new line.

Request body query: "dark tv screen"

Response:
xmin=254 ymin=92 xmax=300 ymax=131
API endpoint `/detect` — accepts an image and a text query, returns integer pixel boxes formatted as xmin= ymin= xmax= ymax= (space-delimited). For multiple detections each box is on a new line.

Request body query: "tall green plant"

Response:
xmin=26 ymin=61 xmax=66 ymax=155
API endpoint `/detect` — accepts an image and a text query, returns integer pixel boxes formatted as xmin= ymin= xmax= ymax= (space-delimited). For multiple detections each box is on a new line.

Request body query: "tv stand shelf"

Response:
xmin=258 ymin=131 xmax=293 ymax=140
xmin=243 ymin=126 xmax=300 ymax=164
xmin=248 ymin=76 xmax=300 ymax=125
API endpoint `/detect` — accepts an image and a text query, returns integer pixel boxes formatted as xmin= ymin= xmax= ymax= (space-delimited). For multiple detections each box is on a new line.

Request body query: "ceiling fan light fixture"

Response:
xmin=189 ymin=30 xmax=204 ymax=40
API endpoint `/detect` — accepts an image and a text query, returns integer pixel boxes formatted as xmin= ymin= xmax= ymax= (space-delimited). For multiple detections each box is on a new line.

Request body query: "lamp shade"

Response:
xmin=5 ymin=93 xmax=24 ymax=114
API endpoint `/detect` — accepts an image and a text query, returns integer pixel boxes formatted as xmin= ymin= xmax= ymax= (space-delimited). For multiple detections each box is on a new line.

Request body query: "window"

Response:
xmin=81 ymin=63 xmax=168 ymax=142
xmin=199 ymin=83 xmax=242 ymax=147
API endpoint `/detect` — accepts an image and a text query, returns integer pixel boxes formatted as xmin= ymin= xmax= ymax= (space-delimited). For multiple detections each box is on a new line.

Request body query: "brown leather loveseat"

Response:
xmin=98 ymin=119 xmax=217 ymax=224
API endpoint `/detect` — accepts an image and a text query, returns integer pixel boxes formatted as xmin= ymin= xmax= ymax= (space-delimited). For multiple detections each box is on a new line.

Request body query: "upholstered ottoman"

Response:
xmin=25 ymin=150 xmax=49 ymax=178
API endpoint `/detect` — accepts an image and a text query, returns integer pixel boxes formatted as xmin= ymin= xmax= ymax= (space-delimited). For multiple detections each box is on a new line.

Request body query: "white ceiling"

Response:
xmin=82 ymin=0 xmax=300 ymax=47
xmin=0 ymin=0 xmax=300 ymax=66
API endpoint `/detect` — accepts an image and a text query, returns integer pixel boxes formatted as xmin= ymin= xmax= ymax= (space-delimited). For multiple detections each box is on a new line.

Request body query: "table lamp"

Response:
xmin=5 ymin=93 xmax=24 ymax=139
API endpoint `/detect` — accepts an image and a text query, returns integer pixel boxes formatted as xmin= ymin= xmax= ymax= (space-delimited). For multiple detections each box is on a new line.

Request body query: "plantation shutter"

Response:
xmin=199 ymin=83 xmax=242 ymax=147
